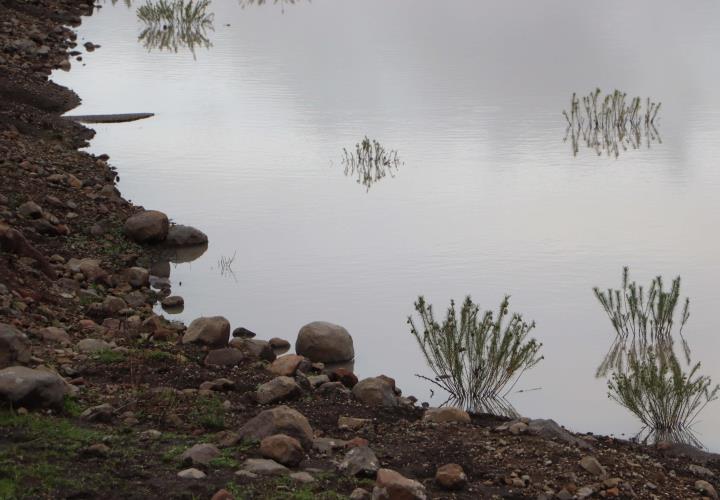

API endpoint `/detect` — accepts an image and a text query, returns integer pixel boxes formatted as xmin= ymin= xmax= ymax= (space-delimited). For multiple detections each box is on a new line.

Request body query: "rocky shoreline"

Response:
xmin=1 ymin=1 xmax=720 ymax=499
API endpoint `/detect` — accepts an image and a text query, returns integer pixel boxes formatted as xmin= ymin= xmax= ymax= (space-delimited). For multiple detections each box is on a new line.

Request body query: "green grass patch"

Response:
xmin=92 ymin=349 xmax=126 ymax=364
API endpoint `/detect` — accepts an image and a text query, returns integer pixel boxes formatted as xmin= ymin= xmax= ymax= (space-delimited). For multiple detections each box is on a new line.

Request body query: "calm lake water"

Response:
xmin=54 ymin=0 xmax=720 ymax=450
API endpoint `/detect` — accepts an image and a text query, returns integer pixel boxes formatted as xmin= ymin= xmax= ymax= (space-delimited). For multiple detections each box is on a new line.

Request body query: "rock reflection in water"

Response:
xmin=563 ymin=89 xmax=662 ymax=158
xmin=340 ymin=137 xmax=402 ymax=192
xmin=136 ymin=0 xmax=214 ymax=56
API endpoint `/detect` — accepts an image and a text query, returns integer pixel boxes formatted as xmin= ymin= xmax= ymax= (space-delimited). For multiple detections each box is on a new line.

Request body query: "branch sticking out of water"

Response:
xmin=563 ymin=89 xmax=662 ymax=158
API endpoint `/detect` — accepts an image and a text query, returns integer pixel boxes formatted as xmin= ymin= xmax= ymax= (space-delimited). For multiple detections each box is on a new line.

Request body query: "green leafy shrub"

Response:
xmin=408 ymin=295 xmax=542 ymax=410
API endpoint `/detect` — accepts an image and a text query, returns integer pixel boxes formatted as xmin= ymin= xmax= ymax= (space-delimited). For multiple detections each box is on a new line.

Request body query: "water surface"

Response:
xmin=54 ymin=0 xmax=720 ymax=449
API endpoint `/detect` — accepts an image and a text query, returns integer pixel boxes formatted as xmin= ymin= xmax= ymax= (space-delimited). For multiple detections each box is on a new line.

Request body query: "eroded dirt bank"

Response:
xmin=1 ymin=2 xmax=719 ymax=499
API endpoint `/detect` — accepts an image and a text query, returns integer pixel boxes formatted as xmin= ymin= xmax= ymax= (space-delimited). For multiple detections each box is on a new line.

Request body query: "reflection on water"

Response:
xmin=137 ymin=0 xmax=214 ymax=56
xmin=595 ymin=268 xmax=718 ymax=448
xmin=341 ymin=137 xmax=402 ymax=191
xmin=564 ymin=89 xmax=662 ymax=158
xmin=238 ymin=0 xmax=308 ymax=11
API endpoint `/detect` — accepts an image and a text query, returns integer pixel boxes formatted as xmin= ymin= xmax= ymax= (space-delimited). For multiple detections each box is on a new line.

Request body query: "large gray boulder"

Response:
xmin=0 ymin=366 xmax=67 ymax=408
xmin=182 ymin=316 xmax=230 ymax=348
xmin=238 ymin=405 xmax=313 ymax=449
xmin=124 ymin=210 xmax=169 ymax=244
xmin=165 ymin=225 xmax=208 ymax=246
xmin=352 ymin=377 xmax=398 ymax=407
xmin=0 ymin=323 xmax=31 ymax=368
xmin=295 ymin=321 xmax=354 ymax=363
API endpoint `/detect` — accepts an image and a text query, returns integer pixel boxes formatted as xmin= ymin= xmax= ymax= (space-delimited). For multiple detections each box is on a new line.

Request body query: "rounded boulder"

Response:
xmin=124 ymin=210 xmax=169 ymax=244
xmin=295 ymin=321 xmax=354 ymax=363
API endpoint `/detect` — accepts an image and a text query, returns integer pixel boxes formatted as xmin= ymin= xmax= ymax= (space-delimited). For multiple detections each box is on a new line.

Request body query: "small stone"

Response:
xmin=352 ymin=377 xmax=398 ymax=407
xmin=423 ymin=407 xmax=470 ymax=424
xmin=232 ymin=327 xmax=256 ymax=338
xmin=689 ymin=464 xmax=715 ymax=478
xmin=509 ymin=421 xmax=528 ymax=435
xmin=338 ymin=416 xmax=370 ymax=431
xmin=77 ymin=338 xmax=112 ymax=354
xmin=234 ymin=470 xmax=258 ymax=480
xmin=124 ymin=267 xmax=149 ymax=288
xmin=124 ymin=210 xmax=169 ymax=243
xmin=181 ymin=443 xmax=221 ymax=466
xmin=295 ymin=321 xmax=354 ymax=363
xmin=238 ymin=405 xmax=313 ymax=449
xmin=349 ymin=488 xmax=372 ymax=500
xmin=239 ymin=458 xmax=288 ymax=476
xmin=83 ymin=443 xmax=110 ymax=457
xmin=211 ymin=489 xmax=235 ymax=500
xmin=161 ymin=295 xmax=184 ymax=309
xmin=269 ymin=355 xmax=305 ymax=377
xmin=256 ymin=376 xmax=301 ymax=405
xmin=374 ymin=468 xmax=426 ymax=500
xmin=435 ymin=463 xmax=467 ymax=490
xmin=80 ymin=404 xmax=114 ymax=422
xmin=140 ymin=429 xmax=162 ymax=440
xmin=205 ymin=348 xmax=247 ymax=367
xmin=18 ymin=201 xmax=43 ymax=219
xmin=289 ymin=472 xmax=315 ymax=483
xmin=577 ymin=486 xmax=594 ymax=499
xmin=338 ymin=446 xmax=380 ymax=477
xmin=177 ymin=468 xmax=206 ymax=479
xmin=260 ymin=434 xmax=304 ymax=467
xmin=182 ymin=316 xmax=231 ymax=348
xmin=579 ymin=456 xmax=607 ymax=478
xmin=269 ymin=337 xmax=291 ymax=350
xmin=199 ymin=378 xmax=235 ymax=392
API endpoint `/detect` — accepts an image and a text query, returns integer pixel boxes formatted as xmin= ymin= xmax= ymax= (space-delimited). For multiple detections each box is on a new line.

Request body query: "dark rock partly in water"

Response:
xmin=229 ymin=338 xmax=276 ymax=362
xmin=161 ymin=295 xmax=185 ymax=311
xmin=233 ymin=327 xmax=257 ymax=339
xmin=295 ymin=321 xmax=354 ymax=363
xmin=165 ymin=224 xmax=208 ymax=247
xmin=124 ymin=210 xmax=169 ymax=244
xmin=0 ymin=366 xmax=67 ymax=408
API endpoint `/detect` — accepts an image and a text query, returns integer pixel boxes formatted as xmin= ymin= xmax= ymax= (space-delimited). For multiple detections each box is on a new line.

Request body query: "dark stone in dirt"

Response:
xmin=238 ymin=405 xmax=314 ymax=449
xmin=204 ymin=348 xmax=248 ymax=367
xmin=0 ymin=322 xmax=31 ymax=368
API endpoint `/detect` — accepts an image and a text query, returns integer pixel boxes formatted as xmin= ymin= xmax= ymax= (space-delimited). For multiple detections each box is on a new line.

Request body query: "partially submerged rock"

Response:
xmin=124 ymin=210 xmax=169 ymax=244
xmin=165 ymin=224 xmax=208 ymax=247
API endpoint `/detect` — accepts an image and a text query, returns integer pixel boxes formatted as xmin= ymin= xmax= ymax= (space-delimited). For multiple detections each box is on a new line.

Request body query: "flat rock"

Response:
xmin=181 ymin=443 xmax=221 ymax=466
xmin=256 ymin=376 xmax=302 ymax=405
xmin=528 ymin=419 xmax=593 ymax=450
xmin=290 ymin=471 xmax=315 ymax=483
xmin=269 ymin=354 xmax=305 ymax=377
xmin=76 ymin=338 xmax=112 ymax=354
xmin=239 ymin=458 xmax=288 ymax=476
xmin=579 ymin=456 xmax=607 ymax=478
xmin=177 ymin=468 xmax=206 ymax=479
xmin=423 ymin=407 xmax=471 ymax=424
xmin=205 ymin=348 xmax=247 ymax=367
xmin=338 ymin=446 xmax=380 ymax=477
xmin=338 ymin=416 xmax=370 ymax=431
xmin=37 ymin=327 xmax=71 ymax=345
xmin=295 ymin=321 xmax=354 ymax=363
xmin=0 ymin=366 xmax=67 ymax=408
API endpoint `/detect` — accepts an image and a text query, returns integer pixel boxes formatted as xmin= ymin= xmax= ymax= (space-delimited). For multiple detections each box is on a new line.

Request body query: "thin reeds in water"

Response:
xmin=594 ymin=267 xmax=718 ymax=447
xmin=137 ymin=0 xmax=214 ymax=56
xmin=563 ymin=89 xmax=662 ymax=158
xmin=341 ymin=137 xmax=402 ymax=191
xmin=408 ymin=295 xmax=543 ymax=413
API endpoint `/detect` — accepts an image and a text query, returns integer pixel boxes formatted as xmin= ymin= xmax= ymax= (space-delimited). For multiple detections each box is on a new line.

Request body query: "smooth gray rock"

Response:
xmin=0 ymin=366 xmax=67 ymax=408
xmin=124 ymin=210 xmax=169 ymax=244
xmin=352 ymin=377 xmax=398 ymax=407
xmin=256 ymin=377 xmax=301 ymax=405
xmin=339 ymin=446 xmax=380 ymax=477
xmin=165 ymin=225 xmax=208 ymax=246
xmin=182 ymin=316 xmax=230 ymax=348
xmin=180 ymin=443 xmax=221 ymax=466
xmin=239 ymin=458 xmax=288 ymax=476
xmin=238 ymin=405 xmax=313 ymax=449
xmin=295 ymin=321 xmax=354 ymax=363
xmin=0 ymin=323 xmax=31 ymax=368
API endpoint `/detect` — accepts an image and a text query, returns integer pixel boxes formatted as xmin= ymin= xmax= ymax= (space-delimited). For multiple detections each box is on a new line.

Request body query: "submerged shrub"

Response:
xmin=593 ymin=266 xmax=690 ymax=377
xmin=341 ymin=137 xmax=401 ymax=191
xmin=137 ymin=0 xmax=214 ymax=55
xmin=608 ymin=353 xmax=718 ymax=446
xmin=595 ymin=267 xmax=718 ymax=446
xmin=408 ymin=295 xmax=543 ymax=411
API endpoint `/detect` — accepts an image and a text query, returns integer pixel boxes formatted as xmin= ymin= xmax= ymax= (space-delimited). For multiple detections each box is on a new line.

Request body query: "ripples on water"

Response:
xmin=56 ymin=0 xmax=720 ymax=450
